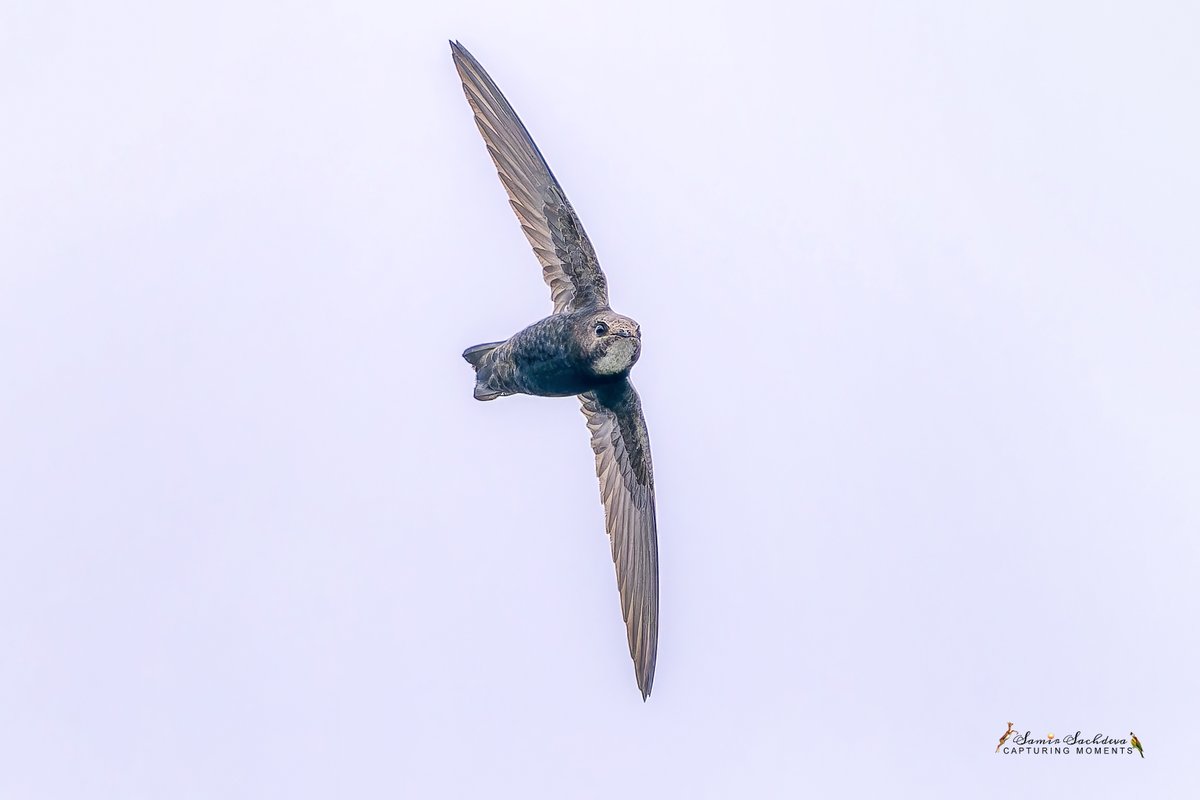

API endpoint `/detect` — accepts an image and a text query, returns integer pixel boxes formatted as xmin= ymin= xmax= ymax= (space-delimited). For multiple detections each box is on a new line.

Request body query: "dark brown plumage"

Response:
xmin=452 ymin=41 xmax=659 ymax=699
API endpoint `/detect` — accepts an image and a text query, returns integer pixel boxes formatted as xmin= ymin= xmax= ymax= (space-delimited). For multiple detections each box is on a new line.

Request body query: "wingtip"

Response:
xmin=638 ymin=670 xmax=654 ymax=701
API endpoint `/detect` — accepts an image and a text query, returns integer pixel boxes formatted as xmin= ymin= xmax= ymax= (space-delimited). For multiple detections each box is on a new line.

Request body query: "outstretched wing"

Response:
xmin=580 ymin=381 xmax=658 ymax=699
xmin=451 ymin=41 xmax=609 ymax=314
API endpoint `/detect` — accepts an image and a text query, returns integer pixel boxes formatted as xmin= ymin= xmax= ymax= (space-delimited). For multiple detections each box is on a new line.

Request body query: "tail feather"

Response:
xmin=462 ymin=341 xmax=503 ymax=370
xmin=463 ymin=340 xmax=508 ymax=401
xmin=473 ymin=383 xmax=504 ymax=401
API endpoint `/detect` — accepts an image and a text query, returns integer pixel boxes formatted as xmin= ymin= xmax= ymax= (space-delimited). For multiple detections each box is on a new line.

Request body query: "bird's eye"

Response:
xmin=594 ymin=322 xmax=609 ymax=337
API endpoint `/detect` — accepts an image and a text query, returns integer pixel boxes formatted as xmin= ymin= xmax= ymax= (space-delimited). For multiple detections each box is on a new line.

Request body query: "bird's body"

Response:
xmin=451 ymin=41 xmax=660 ymax=699
xmin=467 ymin=310 xmax=642 ymax=400
xmin=1131 ymin=732 xmax=1143 ymax=758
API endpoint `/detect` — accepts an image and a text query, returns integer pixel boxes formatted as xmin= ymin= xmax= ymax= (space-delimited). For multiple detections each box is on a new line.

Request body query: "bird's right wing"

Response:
xmin=451 ymin=41 xmax=609 ymax=314
xmin=580 ymin=381 xmax=658 ymax=699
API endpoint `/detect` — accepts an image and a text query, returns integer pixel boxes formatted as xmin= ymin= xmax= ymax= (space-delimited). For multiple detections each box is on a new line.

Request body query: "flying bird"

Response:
xmin=1130 ymin=732 xmax=1144 ymax=758
xmin=450 ymin=41 xmax=659 ymax=699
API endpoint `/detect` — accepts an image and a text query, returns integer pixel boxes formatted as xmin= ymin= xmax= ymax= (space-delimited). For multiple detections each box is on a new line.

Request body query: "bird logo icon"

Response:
xmin=1131 ymin=732 xmax=1144 ymax=758
xmin=996 ymin=722 xmax=1017 ymax=752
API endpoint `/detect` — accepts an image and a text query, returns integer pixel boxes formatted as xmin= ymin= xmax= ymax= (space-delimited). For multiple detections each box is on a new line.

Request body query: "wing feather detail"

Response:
xmin=451 ymin=41 xmax=609 ymax=313
xmin=580 ymin=381 xmax=658 ymax=699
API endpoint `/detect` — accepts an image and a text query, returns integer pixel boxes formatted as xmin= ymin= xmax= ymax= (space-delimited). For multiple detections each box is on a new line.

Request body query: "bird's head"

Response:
xmin=583 ymin=311 xmax=642 ymax=377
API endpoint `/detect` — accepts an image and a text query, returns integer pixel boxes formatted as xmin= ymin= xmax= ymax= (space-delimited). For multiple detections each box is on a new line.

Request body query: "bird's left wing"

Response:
xmin=450 ymin=41 xmax=609 ymax=314
xmin=580 ymin=381 xmax=658 ymax=699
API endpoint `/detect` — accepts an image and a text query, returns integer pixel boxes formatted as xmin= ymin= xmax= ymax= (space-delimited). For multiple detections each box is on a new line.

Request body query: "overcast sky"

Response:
xmin=2 ymin=1 xmax=1198 ymax=797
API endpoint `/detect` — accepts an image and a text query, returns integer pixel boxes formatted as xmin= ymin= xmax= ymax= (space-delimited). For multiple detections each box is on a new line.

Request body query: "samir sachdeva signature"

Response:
xmin=996 ymin=725 xmax=1143 ymax=756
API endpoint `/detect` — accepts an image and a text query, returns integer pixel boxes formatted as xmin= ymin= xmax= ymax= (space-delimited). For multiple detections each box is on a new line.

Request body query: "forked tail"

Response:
xmin=462 ymin=341 xmax=507 ymax=401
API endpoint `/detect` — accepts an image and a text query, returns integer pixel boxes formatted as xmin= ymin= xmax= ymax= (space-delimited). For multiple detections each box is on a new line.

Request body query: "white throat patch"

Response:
xmin=593 ymin=339 xmax=637 ymax=375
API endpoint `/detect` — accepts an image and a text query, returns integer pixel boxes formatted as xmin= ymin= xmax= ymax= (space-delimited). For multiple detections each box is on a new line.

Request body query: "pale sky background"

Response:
xmin=2 ymin=1 xmax=1198 ymax=797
